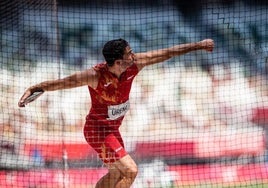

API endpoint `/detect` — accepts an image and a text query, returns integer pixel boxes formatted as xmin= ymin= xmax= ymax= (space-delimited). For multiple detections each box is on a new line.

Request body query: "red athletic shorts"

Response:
xmin=83 ymin=122 xmax=127 ymax=164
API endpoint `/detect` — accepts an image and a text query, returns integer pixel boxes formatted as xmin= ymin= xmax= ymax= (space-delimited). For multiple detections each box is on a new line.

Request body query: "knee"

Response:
xmin=110 ymin=169 xmax=121 ymax=180
xmin=126 ymin=165 xmax=138 ymax=179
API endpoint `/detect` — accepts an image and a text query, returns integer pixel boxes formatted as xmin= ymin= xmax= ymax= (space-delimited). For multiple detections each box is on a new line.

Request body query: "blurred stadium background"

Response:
xmin=1 ymin=0 xmax=268 ymax=187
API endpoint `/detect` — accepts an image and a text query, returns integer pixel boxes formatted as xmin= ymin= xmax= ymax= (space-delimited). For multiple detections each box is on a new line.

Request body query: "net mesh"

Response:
xmin=1 ymin=0 xmax=268 ymax=187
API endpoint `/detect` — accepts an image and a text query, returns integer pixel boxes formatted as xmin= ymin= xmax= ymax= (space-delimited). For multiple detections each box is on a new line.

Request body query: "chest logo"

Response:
xmin=104 ymin=82 xmax=112 ymax=87
xmin=127 ymin=75 xmax=135 ymax=80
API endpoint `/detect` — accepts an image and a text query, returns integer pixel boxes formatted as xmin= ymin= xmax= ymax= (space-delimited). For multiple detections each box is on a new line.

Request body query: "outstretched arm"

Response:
xmin=135 ymin=39 xmax=214 ymax=70
xmin=18 ymin=68 xmax=98 ymax=107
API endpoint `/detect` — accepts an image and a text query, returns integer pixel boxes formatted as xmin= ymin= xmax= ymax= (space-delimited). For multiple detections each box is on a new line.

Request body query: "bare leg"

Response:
xmin=95 ymin=168 xmax=121 ymax=188
xmin=113 ymin=155 xmax=138 ymax=188
xmin=95 ymin=155 xmax=138 ymax=188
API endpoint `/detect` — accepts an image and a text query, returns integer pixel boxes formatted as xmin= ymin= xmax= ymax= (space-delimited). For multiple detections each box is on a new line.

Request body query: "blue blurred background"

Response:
xmin=1 ymin=0 xmax=267 ymax=74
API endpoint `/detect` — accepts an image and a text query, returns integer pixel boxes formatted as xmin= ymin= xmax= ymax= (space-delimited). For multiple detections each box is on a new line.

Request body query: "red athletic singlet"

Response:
xmin=83 ymin=62 xmax=139 ymax=163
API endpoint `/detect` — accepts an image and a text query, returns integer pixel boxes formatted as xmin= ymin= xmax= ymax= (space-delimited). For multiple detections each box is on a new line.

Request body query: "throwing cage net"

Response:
xmin=1 ymin=0 xmax=268 ymax=187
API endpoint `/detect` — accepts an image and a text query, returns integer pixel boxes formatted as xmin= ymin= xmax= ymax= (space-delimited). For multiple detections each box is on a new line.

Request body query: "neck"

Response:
xmin=107 ymin=64 xmax=121 ymax=78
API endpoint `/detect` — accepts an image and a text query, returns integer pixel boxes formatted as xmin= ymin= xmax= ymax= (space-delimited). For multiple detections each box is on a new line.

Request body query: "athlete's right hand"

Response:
xmin=18 ymin=88 xmax=32 ymax=107
xmin=18 ymin=87 xmax=44 ymax=107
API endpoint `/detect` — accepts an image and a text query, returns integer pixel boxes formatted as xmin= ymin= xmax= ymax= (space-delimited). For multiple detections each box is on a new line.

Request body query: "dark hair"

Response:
xmin=102 ymin=38 xmax=129 ymax=66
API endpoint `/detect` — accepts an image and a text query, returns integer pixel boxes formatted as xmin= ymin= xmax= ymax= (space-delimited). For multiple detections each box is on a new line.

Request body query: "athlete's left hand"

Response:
xmin=200 ymin=39 xmax=214 ymax=52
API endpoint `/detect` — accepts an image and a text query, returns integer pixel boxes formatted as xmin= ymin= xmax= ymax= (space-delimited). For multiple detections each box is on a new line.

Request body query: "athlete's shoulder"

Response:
xmin=93 ymin=62 xmax=108 ymax=72
xmin=127 ymin=62 xmax=139 ymax=74
xmin=81 ymin=67 xmax=100 ymax=89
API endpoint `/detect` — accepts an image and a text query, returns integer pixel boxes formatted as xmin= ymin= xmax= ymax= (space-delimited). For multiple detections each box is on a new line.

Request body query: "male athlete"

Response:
xmin=18 ymin=38 xmax=214 ymax=188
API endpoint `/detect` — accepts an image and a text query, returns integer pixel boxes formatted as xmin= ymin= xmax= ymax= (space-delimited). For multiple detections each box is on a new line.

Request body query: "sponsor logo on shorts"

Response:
xmin=115 ymin=147 xmax=123 ymax=153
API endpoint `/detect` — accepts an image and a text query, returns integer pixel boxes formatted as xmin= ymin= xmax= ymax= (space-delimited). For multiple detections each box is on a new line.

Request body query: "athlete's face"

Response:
xmin=119 ymin=46 xmax=135 ymax=72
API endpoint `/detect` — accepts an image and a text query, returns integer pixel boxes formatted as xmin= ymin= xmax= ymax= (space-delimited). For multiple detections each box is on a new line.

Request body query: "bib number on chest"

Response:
xmin=107 ymin=100 xmax=130 ymax=120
